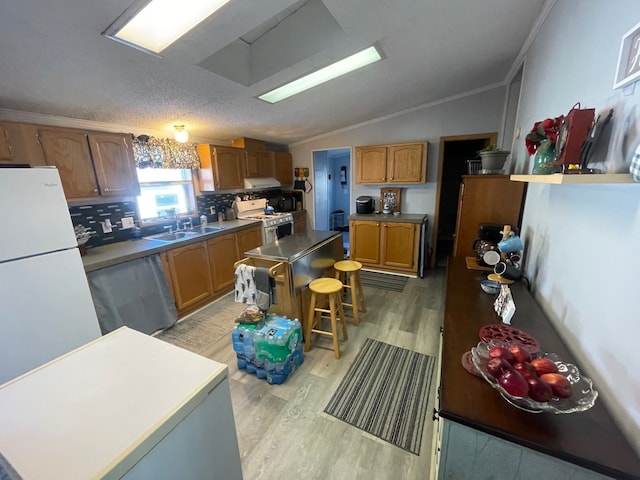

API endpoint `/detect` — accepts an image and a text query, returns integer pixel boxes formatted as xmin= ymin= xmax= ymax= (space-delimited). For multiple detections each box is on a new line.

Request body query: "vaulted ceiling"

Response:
xmin=0 ymin=0 xmax=547 ymax=145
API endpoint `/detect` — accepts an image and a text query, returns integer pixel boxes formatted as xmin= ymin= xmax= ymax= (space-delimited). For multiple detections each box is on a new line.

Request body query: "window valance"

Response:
xmin=131 ymin=135 xmax=200 ymax=169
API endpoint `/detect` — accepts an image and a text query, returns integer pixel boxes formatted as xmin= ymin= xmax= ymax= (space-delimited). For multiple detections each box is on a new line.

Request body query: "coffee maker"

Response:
xmin=472 ymin=224 xmax=503 ymax=266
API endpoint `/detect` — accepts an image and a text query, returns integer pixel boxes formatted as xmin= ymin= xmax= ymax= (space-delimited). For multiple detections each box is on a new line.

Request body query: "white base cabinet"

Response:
xmin=0 ymin=327 xmax=243 ymax=480
xmin=436 ymin=420 xmax=612 ymax=480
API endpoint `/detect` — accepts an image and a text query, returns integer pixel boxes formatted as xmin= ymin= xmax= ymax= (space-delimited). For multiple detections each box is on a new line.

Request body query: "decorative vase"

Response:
xmin=532 ymin=141 xmax=555 ymax=175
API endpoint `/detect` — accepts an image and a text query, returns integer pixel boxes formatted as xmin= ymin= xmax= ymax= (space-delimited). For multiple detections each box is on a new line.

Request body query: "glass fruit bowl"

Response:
xmin=470 ymin=341 xmax=598 ymax=414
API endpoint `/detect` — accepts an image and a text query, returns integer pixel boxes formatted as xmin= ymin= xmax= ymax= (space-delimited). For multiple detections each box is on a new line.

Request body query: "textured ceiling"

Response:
xmin=0 ymin=0 xmax=547 ymax=145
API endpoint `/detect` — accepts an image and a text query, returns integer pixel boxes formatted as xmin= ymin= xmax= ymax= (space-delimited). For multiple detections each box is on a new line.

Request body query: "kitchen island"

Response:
xmin=241 ymin=230 xmax=343 ymax=327
xmin=434 ymin=256 xmax=640 ymax=479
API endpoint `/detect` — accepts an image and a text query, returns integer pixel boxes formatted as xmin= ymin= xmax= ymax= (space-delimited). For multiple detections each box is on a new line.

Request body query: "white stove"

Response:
xmin=234 ymin=197 xmax=294 ymax=243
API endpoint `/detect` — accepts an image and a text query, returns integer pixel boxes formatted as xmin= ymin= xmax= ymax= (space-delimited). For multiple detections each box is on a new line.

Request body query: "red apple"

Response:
xmin=489 ymin=346 xmax=515 ymax=364
xmin=530 ymin=357 xmax=559 ymax=376
xmin=498 ymin=369 xmax=529 ymax=397
xmin=540 ymin=373 xmax=573 ymax=398
xmin=527 ymin=376 xmax=553 ymax=402
xmin=512 ymin=361 xmax=537 ymax=379
xmin=509 ymin=345 xmax=531 ymax=363
xmin=486 ymin=357 xmax=512 ymax=378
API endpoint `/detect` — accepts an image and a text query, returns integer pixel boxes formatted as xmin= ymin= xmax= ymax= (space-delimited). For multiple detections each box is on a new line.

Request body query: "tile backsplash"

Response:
xmin=70 ymin=189 xmax=282 ymax=250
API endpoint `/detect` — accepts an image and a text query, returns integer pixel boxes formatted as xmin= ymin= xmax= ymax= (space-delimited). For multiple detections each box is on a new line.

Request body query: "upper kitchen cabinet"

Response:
xmin=0 ymin=122 xmax=46 ymax=165
xmin=243 ymin=150 xmax=274 ymax=178
xmin=87 ymin=133 xmax=139 ymax=197
xmin=39 ymin=128 xmax=139 ymax=200
xmin=273 ymin=151 xmax=293 ymax=186
xmin=355 ymin=141 xmax=427 ymax=184
xmin=0 ymin=124 xmax=13 ymax=162
xmin=197 ymin=145 xmax=244 ymax=191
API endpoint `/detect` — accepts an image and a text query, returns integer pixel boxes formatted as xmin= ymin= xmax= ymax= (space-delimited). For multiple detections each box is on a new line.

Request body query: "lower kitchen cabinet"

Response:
xmin=236 ymin=225 xmax=262 ymax=257
xmin=350 ymin=220 xmax=419 ymax=274
xmin=207 ymin=233 xmax=240 ymax=293
xmin=162 ymin=241 xmax=213 ymax=314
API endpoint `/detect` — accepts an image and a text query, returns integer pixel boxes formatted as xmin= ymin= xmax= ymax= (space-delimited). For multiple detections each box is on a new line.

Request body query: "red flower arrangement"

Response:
xmin=525 ymin=116 xmax=564 ymax=155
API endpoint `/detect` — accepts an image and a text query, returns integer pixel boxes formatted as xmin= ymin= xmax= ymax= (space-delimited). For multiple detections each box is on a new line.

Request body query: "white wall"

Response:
xmin=512 ymin=0 xmax=640 ymax=452
xmin=290 ymin=87 xmax=507 ymax=232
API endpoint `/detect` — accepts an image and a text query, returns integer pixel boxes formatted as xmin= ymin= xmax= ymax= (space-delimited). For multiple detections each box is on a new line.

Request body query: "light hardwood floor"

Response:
xmin=198 ymin=267 xmax=446 ymax=480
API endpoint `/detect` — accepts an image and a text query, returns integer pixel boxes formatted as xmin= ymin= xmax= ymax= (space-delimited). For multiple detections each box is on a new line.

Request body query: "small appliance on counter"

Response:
xmin=472 ymin=224 xmax=503 ymax=266
xmin=356 ymin=196 xmax=374 ymax=214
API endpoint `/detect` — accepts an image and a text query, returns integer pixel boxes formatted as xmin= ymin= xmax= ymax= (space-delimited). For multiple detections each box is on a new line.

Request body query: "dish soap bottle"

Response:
xmin=200 ymin=214 xmax=207 ymax=227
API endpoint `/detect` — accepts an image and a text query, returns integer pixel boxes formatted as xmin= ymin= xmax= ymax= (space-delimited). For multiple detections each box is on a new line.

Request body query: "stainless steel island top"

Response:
xmin=244 ymin=230 xmax=342 ymax=263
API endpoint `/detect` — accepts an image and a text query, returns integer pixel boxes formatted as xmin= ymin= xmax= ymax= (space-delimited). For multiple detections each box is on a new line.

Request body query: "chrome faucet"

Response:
xmin=172 ymin=208 xmax=180 ymax=231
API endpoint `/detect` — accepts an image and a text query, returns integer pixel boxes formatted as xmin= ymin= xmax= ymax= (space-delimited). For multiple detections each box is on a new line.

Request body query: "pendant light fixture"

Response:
xmin=173 ymin=125 xmax=189 ymax=143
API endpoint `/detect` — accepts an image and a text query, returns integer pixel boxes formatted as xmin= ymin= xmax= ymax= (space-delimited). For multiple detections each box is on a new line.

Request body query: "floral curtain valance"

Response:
xmin=131 ymin=135 xmax=200 ymax=169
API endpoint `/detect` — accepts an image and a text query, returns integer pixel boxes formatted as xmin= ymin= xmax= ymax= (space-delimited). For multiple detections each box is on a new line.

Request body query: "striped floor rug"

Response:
xmin=359 ymin=270 xmax=409 ymax=292
xmin=323 ymin=338 xmax=435 ymax=455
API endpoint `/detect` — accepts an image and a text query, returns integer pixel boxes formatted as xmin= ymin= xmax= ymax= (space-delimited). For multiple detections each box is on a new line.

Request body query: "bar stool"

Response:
xmin=333 ymin=260 xmax=366 ymax=326
xmin=305 ymin=277 xmax=348 ymax=359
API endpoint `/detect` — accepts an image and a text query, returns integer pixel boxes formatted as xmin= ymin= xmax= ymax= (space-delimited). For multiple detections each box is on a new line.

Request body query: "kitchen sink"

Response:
xmin=144 ymin=226 xmax=225 ymax=243
xmin=196 ymin=226 xmax=225 ymax=233
xmin=144 ymin=231 xmax=198 ymax=243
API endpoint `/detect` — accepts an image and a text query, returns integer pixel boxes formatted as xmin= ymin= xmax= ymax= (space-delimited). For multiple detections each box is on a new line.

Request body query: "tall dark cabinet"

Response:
xmin=453 ymin=175 xmax=526 ymax=259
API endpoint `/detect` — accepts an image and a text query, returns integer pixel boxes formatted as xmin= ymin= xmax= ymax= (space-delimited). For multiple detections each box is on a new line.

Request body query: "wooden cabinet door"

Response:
xmin=213 ymin=146 xmax=244 ymax=190
xmin=88 ymin=133 xmax=140 ymax=197
xmin=236 ymin=226 xmax=262 ymax=257
xmin=273 ymin=152 xmax=293 ymax=185
xmin=39 ymin=128 xmax=100 ymax=199
xmin=355 ymin=146 xmax=387 ymax=184
xmin=165 ymin=242 xmax=213 ymax=312
xmin=293 ymin=212 xmax=306 ymax=234
xmin=350 ymin=220 xmax=381 ymax=264
xmin=244 ymin=150 xmax=274 ymax=177
xmin=387 ymin=142 xmax=427 ymax=183
xmin=381 ymin=222 xmax=418 ymax=270
xmin=453 ymin=175 xmax=525 ymax=258
xmin=0 ymin=124 xmax=13 ymax=161
xmin=207 ymin=233 xmax=240 ymax=293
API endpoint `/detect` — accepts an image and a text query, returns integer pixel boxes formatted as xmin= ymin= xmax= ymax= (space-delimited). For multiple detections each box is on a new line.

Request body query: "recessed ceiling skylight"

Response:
xmin=258 ymin=45 xmax=383 ymax=104
xmin=103 ymin=0 xmax=232 ymax=54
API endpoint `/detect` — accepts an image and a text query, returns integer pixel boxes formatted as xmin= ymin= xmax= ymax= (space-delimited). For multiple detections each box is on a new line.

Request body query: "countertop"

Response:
xmin=244 ymin=230 xmax=342 ymax=263
xmin=440 ymin=256 xmax=640 ymax=479
xmin=348 ymin=212 xmax=426 ymax=223
xmin=81 ymin=219 xmax=261 ymax=273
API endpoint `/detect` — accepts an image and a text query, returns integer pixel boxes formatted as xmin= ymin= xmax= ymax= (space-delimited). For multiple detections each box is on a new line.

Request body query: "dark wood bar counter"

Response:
xmin=438 ymin=256 xmax=640 ymax=479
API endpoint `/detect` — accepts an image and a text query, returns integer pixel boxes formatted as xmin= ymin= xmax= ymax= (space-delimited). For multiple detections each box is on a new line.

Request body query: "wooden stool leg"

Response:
xmin=328 ymin=293 xmax=340 ymax=359
xmin=348 ymin=272 xmax=360 ymax=326
xmin=305 ymin=292 xmax=317 ymax=352
xmin=355 ymin=270 xmax=367 ymax=313
xmin=336 ymin=292 xmax=348 ymax=341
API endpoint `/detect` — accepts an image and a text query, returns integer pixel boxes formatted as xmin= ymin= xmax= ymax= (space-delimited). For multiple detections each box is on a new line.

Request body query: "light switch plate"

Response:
xmin=121 ymin=217 xmax=135 ymax=229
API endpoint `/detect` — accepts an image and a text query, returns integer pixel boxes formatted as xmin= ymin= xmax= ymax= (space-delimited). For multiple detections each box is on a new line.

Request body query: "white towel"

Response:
xmin=235 ymin=264 xmax=257 ymax=305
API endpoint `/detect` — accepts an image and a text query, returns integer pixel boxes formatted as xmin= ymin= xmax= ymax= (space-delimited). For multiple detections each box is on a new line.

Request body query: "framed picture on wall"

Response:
xmin=380 ymin=188 xmax=401 ymax=213
xmin=613 ymin=20 xmax=640 ymax=89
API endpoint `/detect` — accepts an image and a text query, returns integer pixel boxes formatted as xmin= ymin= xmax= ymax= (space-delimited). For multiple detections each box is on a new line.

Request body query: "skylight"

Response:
xmin=104 ymin=0 xmax=232 ymax=55
xmin=258 ymin=46 xmax=383 ymax=104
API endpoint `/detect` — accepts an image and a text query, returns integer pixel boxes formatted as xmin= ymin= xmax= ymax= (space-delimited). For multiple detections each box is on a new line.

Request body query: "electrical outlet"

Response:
xmin=101 ymin=219 xmax=112 ymax=234
xmin=210 ymin=206 xmax=216 ymax=215
xmin=121 ymin=217 xmax=134 ymax=229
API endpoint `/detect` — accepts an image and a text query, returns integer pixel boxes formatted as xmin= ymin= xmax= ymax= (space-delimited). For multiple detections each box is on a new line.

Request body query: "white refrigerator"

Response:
xmin=0 ymin=167 xmax=101 ymax=384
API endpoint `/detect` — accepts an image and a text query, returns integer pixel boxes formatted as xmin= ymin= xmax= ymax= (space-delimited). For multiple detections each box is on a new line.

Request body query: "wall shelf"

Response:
xmin=510 ymin=173 xmax=636 ymax=184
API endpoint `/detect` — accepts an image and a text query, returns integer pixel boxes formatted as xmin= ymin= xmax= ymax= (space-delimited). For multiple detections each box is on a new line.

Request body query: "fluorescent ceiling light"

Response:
xmin=104 ymin=0 xmax=231 ymax=54
xmin=259 ymin=46 xmax=382 ymax=104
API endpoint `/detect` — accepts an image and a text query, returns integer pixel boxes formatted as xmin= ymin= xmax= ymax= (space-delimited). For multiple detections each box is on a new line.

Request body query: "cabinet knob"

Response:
xmin=103 ymin=188 xmax=110 ymax=192
xmin=383 ymin=224 xmax=387 ymax=227
xmin=94 ymin=188 xmax=99 ymax=193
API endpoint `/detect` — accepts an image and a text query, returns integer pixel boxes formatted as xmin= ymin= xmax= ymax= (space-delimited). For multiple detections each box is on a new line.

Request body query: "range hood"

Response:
xmin=243 ymin=177 xmax=281 ymax=189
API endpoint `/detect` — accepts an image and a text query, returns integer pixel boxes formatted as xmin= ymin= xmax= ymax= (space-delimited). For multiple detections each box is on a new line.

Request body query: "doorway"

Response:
xmin=432 ymin=133 xmax=497 ymax=267
xmin=312 ymin=148 xmax=351 ymax=254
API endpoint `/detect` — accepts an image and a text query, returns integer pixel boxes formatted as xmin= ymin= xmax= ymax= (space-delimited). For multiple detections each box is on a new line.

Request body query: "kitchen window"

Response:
xmin=136 ymin=168 xmax=196 ymax=226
